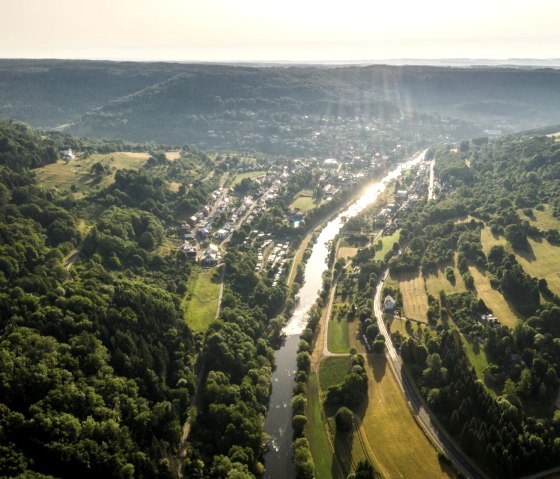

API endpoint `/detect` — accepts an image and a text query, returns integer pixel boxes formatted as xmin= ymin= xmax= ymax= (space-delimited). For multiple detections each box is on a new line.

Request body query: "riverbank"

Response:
xmin=264 ymin=150 xmax=428 ymax=478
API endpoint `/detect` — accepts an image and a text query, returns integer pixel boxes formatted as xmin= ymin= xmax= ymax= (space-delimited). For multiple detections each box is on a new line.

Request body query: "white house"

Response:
xmin=383 ymin=295 xmax=396 ymax=311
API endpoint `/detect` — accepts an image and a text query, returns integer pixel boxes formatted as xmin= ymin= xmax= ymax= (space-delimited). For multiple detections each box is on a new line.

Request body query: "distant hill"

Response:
xmin=1 ymin=60 xmax=560 ymax=147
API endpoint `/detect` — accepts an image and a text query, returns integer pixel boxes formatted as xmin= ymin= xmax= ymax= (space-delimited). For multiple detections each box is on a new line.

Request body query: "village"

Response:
xmin=173 ymin=145 xmax=411 ymax=271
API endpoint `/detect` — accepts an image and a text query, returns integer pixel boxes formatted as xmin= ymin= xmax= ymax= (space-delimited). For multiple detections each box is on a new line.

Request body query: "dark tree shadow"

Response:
xmin=513 ymin=243 xmax=536 ymax=262
xmin=365 ymin=352 xmax=387 ymax=383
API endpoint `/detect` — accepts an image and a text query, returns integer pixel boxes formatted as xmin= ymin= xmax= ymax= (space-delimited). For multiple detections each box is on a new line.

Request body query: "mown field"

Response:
xmin=181 ymin=267 xmax=221 ymax=333
xmin=290 ymin=195 xmax=316 ymax=212
xmin=359 ymin=355 xmax=455 ymax=479
xmin=337 ymin=246 xmax=358 ymax=260
xmin=394 ymin=271 xmax=429 ymax=322
xmin=327 ymin=303 xmax=351 ymax=354
xmin=306 ymin=371 xmax=344 ymax=479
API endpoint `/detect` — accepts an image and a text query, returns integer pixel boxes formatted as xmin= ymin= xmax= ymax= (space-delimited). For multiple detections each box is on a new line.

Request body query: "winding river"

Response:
xmin=263 ymin=150 xmax=427 ymax=478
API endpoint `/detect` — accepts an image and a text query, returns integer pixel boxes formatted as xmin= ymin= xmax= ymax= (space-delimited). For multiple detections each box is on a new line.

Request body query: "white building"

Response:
xmin=383 ymin=295 xmax=396 ymax=311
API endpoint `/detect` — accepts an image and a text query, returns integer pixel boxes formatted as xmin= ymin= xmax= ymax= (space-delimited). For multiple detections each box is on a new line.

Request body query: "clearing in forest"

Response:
xmin=468 ymin=266 xmax=521 ymax=328
xmin=36 ymin=151 xmax=149 ymax=192
xmin=182 ymin=267 xmax=221 ymax=333
xmin=516 ymin=238 xmax=560 ymax=297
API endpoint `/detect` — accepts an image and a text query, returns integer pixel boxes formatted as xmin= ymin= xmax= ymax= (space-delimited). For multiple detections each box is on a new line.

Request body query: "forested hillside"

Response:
xmin=0 ymin=121 xmax=214 ymax=478
xmin=2 ymin=60 xmax=560 ymax=150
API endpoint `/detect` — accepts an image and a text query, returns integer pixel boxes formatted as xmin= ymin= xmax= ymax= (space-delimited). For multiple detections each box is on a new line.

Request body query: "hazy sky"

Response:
xmin=1 ymin=0 xmax=559 ymax=61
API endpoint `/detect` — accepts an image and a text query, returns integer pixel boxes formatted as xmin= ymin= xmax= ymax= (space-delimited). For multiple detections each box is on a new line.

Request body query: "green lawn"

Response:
xmin=181 ymin=267 xmax=221 ymax=333
xmin=306 ymin=372 xmax=344 ymax=479
xmin=290 ymin=195 xmax=318 ymax=212
xmin=319 ymin=357 xmax=351 ymax=391
xmin=327 ymin=305 xmax=351 ymax=354
xmin=375 ymin=229 xmax=401 ymax=260
xmin=229 ymin=170 xmax=266 ymax=187
xmin=461 ymin=335 xmax=495 ymax=396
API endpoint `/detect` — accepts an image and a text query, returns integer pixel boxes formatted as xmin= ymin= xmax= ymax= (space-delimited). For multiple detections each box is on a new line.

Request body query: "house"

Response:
xmin=383 ymin=295 xmax=396 ymax=311
xmin=201 ymin=253 xmax=217 ymax=265
xmin=60 ymin=148 xmax=75 ymax=161
xmin=323 ymin=158 xmax=339 ymax=169
xmin=215 ymin=229 xmax=228 ymax=240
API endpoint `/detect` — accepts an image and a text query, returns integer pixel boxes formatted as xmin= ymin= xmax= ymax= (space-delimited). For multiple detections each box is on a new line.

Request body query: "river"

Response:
xmin=263 ymin=150 xmax=427 ymax=478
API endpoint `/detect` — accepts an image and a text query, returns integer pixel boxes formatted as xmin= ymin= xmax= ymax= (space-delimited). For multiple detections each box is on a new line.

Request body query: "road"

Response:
xmin=373 ymin=270 xmax=487 ymax=479
xmin=64 ymin=248 xmax=80 ymax=270
xmin=428 ymin=159 xmax=436 ymax=200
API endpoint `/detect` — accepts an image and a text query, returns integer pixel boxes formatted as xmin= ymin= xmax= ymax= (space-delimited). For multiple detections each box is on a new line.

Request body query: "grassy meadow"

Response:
xmin=327 ymin=304 xmax=351 ymax=354
xmin=181 ymin=267 xmax=221 ymax=333
xmin=36 ymin=151 xmax=150 ymax=193
xmin=375 ymin=229 xmax=400 ymax=260
xmin=516 ymin=238 xmax=560 ymax=297
xmin=229 ymin=170 xmax=266 ymax=187
xmin=468 ymin=266 xmax=520 ymax=328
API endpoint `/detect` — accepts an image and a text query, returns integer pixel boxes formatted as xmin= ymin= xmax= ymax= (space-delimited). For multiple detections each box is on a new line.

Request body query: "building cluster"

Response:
xmin=376 ymin=160 xmax=431 ymax=236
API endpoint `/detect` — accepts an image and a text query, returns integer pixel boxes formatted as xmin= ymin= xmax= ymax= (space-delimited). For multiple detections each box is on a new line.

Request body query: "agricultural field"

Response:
xmin=336 ymin=246 xmax=358 ymax=260
xmin=394 ymin=271 xmax=429 ymax=322
xmin=468 ymin=266 xmax=521 ymax=328
xmin=319 ymin=356 xmax=352 ymax=391
xmin=357 ymin=355 xmax=455 ymax=479
xmin=36 ymin=151 xmax=150 ymax=193
xmin=181 ymin=267 xmax=221 ymax=333
xmin=164 ymin=150 xmax=182 ymax=161
xmin=516 ymin=238 xmax=560 ymax=296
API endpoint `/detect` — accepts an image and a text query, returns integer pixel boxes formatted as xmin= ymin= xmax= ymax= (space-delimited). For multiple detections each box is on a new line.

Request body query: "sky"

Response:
xmin=1 ymin=0 xmax=560 ymax=62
